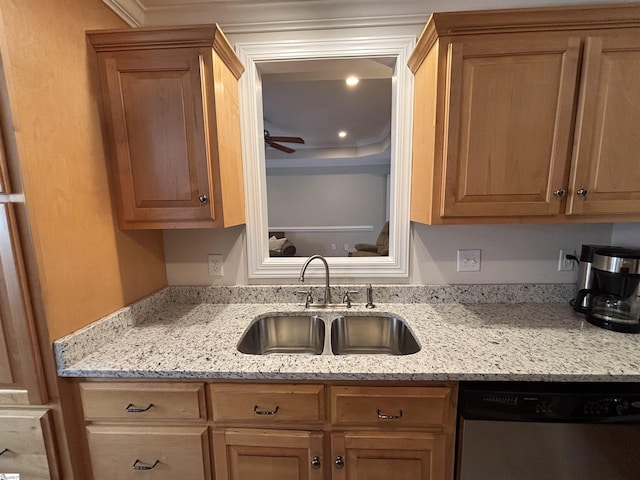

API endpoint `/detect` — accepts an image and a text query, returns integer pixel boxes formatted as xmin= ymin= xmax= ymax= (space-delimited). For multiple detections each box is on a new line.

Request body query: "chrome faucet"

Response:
xmin=365 ymin=283 xmax=375 ymax=309
xmin=299 ymin=255 xmax=332 ymax=305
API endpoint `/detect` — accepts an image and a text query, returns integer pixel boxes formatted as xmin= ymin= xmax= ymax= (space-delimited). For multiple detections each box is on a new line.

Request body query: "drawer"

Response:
xmin=80 ymin=382 xmax=206 ymax=421
xmin=330 ymin=386 xmax=452 ymax=427
xmin=87 ymin=425 xmax=211 ymax=480
xmin=0 ymin=408 xmax=60 ymax=480
xmin=210 ymin=384 xmax=325 ymax=424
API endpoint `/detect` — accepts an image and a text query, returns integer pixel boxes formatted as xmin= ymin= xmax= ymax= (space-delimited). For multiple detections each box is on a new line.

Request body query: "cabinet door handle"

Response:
xmin=125 ymin=403 xmax=154 ymax=413
xmin=199 ymin=194 xmax=208 ymax=205
xmin=577 ymin=188 xmax=589 ymax=197
xmin=335 ymin=456 xmax=344 ymax=469
xmin=253 ymin=405 xmax=279 ymax=415
xmin=377 ymin=408 xmax=403 ymax=419
xmin=311 ymin=456 xmax=321 ymax=470
xmin=132 ymin=459 xmax=160 ymax=470
xmin=553 ymin=188 xmax=566 ymax=198
xmin=0 ymin=448 xmax=9 ymax=456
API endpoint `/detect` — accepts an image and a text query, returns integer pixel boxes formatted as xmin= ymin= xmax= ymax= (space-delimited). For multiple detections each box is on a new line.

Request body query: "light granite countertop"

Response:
xmin=53 ymin=285 xmax=640 ymax=382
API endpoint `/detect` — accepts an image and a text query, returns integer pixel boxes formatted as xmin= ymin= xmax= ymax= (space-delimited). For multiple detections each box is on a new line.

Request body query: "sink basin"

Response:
xmin=330 ymin=315 xmax=420 ymax=355
xmin=237 ymin=315 xmax=325 ymax=355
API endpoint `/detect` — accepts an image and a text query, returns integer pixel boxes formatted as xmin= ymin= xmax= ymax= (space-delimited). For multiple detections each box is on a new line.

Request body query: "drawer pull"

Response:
xmin=253 ymin=405 xmax=279 ymax=415
xmin=126 ymin=403 xmax=154 ymax=413
xmin=311 ymin=456 xmax=321 ymax=470
xmin=132 ymin=459 xmax=160 ymax=471
xmin=335 ymin=456 xmax=344 ymax=469
xmin=377 ymin=409 xmax=403 ymax=420
xmin=0 ymin=448 xmax=9 ymax=456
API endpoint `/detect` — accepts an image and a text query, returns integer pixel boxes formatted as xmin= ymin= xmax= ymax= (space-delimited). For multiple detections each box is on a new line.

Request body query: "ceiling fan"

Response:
xmin=264 ymin=130 xmax=305 ymax=154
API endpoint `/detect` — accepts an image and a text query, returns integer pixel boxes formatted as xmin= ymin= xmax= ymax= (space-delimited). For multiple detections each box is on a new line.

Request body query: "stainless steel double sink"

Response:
xmin=237 ymin=313 xmax=420 ymax=356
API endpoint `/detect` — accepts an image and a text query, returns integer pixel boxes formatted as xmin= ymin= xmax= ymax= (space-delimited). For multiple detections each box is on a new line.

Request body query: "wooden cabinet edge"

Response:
xmin=87 ymin=24 xmax=244 ymax=78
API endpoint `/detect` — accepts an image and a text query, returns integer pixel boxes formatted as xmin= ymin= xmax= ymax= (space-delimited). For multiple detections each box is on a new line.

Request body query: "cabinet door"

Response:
xmin=87 ymin=424 xmax=211 ymax=480
xmin=0 ymin=408 xmax=59 ymax=479
xmin=441 ymin=35 xmax=580 ymax=217
xmin=99 ymin=48 xmax=214 ymax=226
xmin=0 ymin=204 xmax=46 ymax=404
xmin=214 ymin=429 xmax=324 ymax=480
xmin=567 ymin=32 xmax=640 ymax=215
xmin=331 ymin=431 xmax=446 ymax=480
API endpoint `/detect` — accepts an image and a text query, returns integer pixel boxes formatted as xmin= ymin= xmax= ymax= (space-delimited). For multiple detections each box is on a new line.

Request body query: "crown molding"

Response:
xmin=101 ymin=0 xmax=145 ymax=26
xmin=102 ymin=0 xmax=640 ymax=32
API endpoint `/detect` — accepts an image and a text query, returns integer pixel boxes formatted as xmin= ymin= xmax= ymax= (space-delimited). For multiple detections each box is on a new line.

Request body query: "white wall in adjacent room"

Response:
xmin=266 ymin=171 xmax=388 ymax=257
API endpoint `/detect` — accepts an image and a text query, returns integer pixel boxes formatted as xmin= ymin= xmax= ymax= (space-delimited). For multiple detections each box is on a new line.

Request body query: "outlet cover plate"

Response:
xmin=558 ymin=249 xmax=576 ymax=271
xmin=208 ymin=254 xmax=224 ymax=277
xmin=457 ymin=249 xmax=481 ymax=272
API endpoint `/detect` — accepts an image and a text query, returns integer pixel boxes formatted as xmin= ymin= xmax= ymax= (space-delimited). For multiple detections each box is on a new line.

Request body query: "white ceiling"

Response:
xmin=261 ymin=57 xmax=393 ymax=159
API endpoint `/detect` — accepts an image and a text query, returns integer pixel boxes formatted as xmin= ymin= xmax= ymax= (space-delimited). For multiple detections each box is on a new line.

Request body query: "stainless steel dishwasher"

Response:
xmin=456 ymin=382 xmax=640 ymax=480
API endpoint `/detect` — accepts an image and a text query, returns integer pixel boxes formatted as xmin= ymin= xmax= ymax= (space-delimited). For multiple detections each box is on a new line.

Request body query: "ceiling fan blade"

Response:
xmin=267 ymin=140 xmax=295 ymax=154
xmin=268 ymin=136 xmax=305 ymax=144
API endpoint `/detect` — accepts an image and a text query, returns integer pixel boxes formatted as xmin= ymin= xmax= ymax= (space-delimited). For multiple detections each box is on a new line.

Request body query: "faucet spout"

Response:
xmin=299 ymin=255 xmax=332 ymax=305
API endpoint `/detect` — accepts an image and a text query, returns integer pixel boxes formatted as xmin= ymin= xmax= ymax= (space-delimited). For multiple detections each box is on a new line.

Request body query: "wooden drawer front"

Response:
xmin=330 ymin=386 xmax=452 ymax=427
xmin=0 ymin=408 xmax=60 ymax=480
xmin=87 ymin=425 xmax=211 ymax=480
xmin=210 ymin=384 xmax=325 ymax=424
xmin=80 ymin=382 xmax=206 ymax=421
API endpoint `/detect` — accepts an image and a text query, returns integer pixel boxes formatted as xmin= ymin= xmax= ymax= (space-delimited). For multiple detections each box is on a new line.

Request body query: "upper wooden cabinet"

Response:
xmin=88 ymin=25 xmax=245 ymax=229
xmin=408 ymin=4 xmax=640 ymax=224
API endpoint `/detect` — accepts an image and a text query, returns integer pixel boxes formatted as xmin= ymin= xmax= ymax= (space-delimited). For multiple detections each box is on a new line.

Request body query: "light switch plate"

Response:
xmin=457 ymin=249 xmax=481 ymax=272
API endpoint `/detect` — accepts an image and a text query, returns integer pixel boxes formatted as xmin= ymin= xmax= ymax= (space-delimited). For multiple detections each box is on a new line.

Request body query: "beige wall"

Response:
xmin=163 ymin=222 xmax=619 ymax=285
xmin=0 ymin=0 xmax=167 ymax=340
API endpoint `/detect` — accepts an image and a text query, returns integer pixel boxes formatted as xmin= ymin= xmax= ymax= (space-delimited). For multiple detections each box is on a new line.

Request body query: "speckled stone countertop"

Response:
xmin=53 ymin=284 xmax=640 ymax=382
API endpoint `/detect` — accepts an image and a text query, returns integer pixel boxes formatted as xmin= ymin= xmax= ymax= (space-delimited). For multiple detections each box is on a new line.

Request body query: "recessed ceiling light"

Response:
xmin=338 ymin=131 xmax=348 ymax=138
xmin=345 ymin=76 xmax=359 ymax=86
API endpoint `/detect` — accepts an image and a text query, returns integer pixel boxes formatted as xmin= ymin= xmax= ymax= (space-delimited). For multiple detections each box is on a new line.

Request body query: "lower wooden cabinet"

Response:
xmin=86 ymin=425 xmax=212 ymax=480
xmin=75 ymin=381 xmax=457 ymax=480
xmin=213 ymin=429 xmax=324 ymax=480
xmin=332 ymin=431 xmax=446 ymax=480
xmin=213 ymin=429 xmax=447 ymax=480
xmin=0 ymin=408 xmax=60 ymax=480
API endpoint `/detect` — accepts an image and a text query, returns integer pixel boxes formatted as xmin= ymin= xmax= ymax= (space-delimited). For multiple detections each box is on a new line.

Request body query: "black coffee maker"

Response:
xmin=575 ymin=247 xmax=640 ymax=333
xmin=571 ymin=244 xmax=614 ymax=312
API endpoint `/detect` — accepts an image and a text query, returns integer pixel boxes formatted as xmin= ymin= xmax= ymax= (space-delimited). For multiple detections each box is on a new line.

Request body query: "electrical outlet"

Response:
xmin=344 ymin=243 xmax=349 ymax=251
xmin=208 ymin=254 xmax=223 ymax=277
xmin=457 ymin=249 xmax=481 ymax=272
xmin=558 ymin=249 xmax=576 ymax=271
xmin=331 ymin=243 xmax=337 ymax=250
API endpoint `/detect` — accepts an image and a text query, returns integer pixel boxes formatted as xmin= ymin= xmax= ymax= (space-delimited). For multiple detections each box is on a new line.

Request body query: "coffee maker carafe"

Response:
xmin=575 ymin=247 xmax=640 ymax=333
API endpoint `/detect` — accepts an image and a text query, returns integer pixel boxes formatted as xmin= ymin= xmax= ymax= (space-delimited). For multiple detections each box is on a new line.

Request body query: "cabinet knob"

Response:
xmin=553 ymin=188 xmax=566 ymax=198
xmin=311 ymin=456 xmax=321 ymax=470
xmin=577 ymin=188 xmax=589 ymax=197
xmin=132 ymin=459 xmax=160 ymax=470
xmin=335 ymin=456 xmax=344 ymax=469
xmin=199 ymin=194 xmax=208 ymax=205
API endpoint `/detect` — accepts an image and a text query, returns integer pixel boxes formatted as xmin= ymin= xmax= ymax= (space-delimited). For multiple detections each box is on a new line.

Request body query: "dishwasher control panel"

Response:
xmin=460 ymin=382 xmax=640 ymax=423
